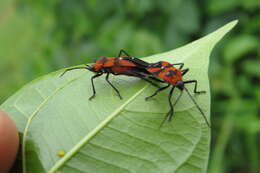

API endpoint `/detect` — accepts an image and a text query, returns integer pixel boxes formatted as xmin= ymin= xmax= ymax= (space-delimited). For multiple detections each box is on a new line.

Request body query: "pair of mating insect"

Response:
xmin=61 ymin=50 xmax=210 ymax=128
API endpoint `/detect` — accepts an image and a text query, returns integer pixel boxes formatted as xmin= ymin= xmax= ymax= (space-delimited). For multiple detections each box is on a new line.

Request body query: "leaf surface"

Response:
xmin=1 ymin=20 xmax=237 ymax=173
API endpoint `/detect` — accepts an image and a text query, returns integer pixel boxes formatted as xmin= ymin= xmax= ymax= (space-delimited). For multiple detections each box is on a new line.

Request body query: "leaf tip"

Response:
xmin=228 ymin=19 xmax=239 ymax=29
xmin=202 ymin=19 xmax=239 ymax=49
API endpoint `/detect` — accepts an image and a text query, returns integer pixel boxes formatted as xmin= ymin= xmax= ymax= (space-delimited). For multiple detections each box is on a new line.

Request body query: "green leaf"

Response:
xmin=1 ymin=20 xmax=237 ymax=173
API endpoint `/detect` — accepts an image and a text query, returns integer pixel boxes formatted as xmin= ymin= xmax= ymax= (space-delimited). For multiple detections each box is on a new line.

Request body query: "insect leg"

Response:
xmin=142 ymin=78 xmax=161 ymax=88
xmin=166 ymin=86 xmax=175 ymax=120
xmin=171 ymin=63 xmax=184 ymax=69
xmin=89 ymin=73 xmax=103 ymax=100
xmin=183 ymin=80 xmax=206 ymax=94
xmin=118 ymin=49 xmax=130 ymax=57
xmin=168 ymin=90 xmax=183 ymax=121
xmin=105 ymin=73 xmax=123 ymax=99
xmin=159 ymin=86 xmax=175 ymax=128
xmin=148 ymin=76 xmax=165 ymax=83
xmin=130 ymin=72 xmax=162 ymax=88
xmin=145 ymin=84 xmax=170 ymax=101
xmin=181 ymin=68 xmax=189 ymax=76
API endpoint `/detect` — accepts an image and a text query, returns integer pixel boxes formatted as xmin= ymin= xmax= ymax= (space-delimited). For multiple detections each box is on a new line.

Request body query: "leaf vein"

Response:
xmin=77 ymin=151 xmax=133 ymax=173
xmin=107 ymin=126 xmax=177 ymax=164
xmin=88 ymin=142 xmax=160 ymax=169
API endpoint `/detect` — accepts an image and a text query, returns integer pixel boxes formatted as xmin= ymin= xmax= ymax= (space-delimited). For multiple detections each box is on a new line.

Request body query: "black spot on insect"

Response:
xmin=165 ymin=70 xmax=176 ymax=76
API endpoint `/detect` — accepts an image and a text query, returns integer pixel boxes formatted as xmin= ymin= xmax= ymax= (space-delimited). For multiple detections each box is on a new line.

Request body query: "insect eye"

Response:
xmin=166 ymin=70 xmax=176 ymax=76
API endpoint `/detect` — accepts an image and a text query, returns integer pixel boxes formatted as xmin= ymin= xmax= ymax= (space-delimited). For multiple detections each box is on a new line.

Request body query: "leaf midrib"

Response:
xmin=48 ymin=84 xmax=149 ymax=173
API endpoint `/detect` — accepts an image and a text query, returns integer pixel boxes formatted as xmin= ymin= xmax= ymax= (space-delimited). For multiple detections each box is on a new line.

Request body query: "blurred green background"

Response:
xmin=0 ymin=0 xmax=259 ymax=173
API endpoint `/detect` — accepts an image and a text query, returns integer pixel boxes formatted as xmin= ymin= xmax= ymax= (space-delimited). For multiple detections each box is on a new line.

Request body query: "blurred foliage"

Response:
xmin=0 ymin=0 xmax=259 ymax=173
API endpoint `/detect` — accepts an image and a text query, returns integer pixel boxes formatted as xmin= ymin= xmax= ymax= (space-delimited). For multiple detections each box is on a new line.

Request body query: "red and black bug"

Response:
xmin=145 ymin=61 xmax=210 ymax=127
xmin=60 ymin=50 xmax=162 ymax=100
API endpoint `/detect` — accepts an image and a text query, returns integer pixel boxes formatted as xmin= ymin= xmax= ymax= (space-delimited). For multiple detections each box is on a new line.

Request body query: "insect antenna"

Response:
xmin=60 ymin=65 xmax=91 ymax=77
xmin=184 ymin=87 xmax=211 ymax=128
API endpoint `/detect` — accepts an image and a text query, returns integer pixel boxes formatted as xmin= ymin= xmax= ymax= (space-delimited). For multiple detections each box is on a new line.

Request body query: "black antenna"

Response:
xmin=60 ymin=65 xmax=91 ymax=77
xmin=184 ymin=87 xmax=211 ymax=128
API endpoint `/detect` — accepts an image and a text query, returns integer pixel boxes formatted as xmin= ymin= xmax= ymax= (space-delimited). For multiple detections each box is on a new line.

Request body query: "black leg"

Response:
xmin=130 ymin=72 xmax=162 ymax=88
xmin=148 ymin=76 xmax=165 ymax=83
xmin=181 ymin=68 xmax=189 ymax=76
xmin=105 ymin=73 xmax=123 ymax=99
xmin=145 ymin=84 xmax=170 ymax=100
xmin=159 ymin=86 xmax=175 ymax=128
xmin=140 ymin=77 xmax=162 ymax=88
xmin=184 ymin=80 xmax=206 ymax=94
xmin=166 ymin=86 xmax=175 ymax=121
xmin=89 ymin=73 xmax=103 ymax=100
xmin=168 ymin=90 xmax=183 ymax=121
xmin=171 ymin=63 xmax=184 ymax=69
xmin=118 ymin=49 xmax=130 ymax=57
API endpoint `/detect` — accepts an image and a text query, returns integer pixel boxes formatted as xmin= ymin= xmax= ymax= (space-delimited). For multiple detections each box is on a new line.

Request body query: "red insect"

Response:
xmin=60 ymin=50 xmax=161 ymax=100
xmin=145 ymin=61 xmax=210 ymax=127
